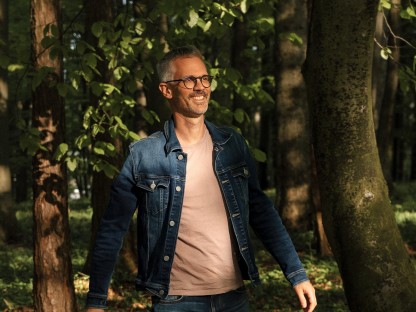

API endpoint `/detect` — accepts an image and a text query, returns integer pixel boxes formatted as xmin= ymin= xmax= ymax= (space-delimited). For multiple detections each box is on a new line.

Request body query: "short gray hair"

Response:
xmin=156 ymin=45 xmax=204 ymax=82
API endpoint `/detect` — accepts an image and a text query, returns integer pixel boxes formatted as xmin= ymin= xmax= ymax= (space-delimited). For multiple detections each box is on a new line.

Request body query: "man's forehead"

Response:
xmin=171 ymin=56 xmax=207 ymax=76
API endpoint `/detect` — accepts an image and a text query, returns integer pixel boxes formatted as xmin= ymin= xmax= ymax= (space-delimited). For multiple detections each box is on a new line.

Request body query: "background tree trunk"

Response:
xmin=304 ymin=0 xmax=416 ymax=310
xmin=376 ymin=0 xmax=401 ymax=188
xmin=274 ymin=0 xmax=311 ymax=231
xmin=82 ymin=0 xmax=120 ymax=275
xmin=31 ymin=0 xmax=77 ymax=310
xmin=0 ymin=0 xmax=19 ymax=244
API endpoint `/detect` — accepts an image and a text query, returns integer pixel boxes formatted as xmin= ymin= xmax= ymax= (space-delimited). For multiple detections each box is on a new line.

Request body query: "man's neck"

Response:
xmin=173 ymin=114 xmax=206 ymax=146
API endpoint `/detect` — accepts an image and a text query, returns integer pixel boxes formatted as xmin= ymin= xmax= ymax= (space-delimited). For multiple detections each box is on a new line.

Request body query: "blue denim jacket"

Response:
xmin=86 ymin=118 xmax=308 ymax=308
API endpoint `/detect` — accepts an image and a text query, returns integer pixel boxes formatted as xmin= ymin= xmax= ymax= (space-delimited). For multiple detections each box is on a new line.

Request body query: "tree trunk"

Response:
xmin=376 ymin=0 xmax=401 ymax=188
xmin=304 ymin=0 xmax=416 ymax=311
xmin=82 ymin=0 xmax=115 ymax=274
xmin=30 ymin=0 xmax=77 ymax=310
xmin=372 ymin=9 xmax=387 ymax=130
xmin=275 ymin=0 xmax=311 ymax=231
xmin=0 ymin=0 xmax=20 ymax=244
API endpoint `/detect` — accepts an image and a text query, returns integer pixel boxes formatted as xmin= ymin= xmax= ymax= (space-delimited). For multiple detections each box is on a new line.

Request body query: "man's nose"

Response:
xmin=193 ymin=79 xmax=204 ymax=90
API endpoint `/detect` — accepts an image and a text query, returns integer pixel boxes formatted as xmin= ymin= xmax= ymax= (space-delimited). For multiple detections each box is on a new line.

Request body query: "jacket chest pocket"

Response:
xmin=231 ymin=165 xmax=250 ymax=204
xmin=136 ymin=176 xmax=170 ymax=215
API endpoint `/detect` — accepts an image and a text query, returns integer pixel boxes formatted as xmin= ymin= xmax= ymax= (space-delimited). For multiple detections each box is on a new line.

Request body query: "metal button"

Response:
xmin=150 ymin=181 xmax=156 ymax=190
xmin=169 ymin=220 xmax=175 ymax=226
xmin=163 ymin=255 xmax=170 ymax=261
xmin=176 ymin=186 xmax=181 ymax=192
xmin=178 ymin=154 xmax=184 ymax=160
xmin=243 ymin=168 xmax=249 ymax=176
xmin=159 ymin=290 xmax=164 ymax=295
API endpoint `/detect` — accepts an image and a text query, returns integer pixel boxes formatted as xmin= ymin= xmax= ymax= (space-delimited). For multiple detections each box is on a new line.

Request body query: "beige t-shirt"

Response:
xmin=168 ymin=127 xmax=243 ymax=295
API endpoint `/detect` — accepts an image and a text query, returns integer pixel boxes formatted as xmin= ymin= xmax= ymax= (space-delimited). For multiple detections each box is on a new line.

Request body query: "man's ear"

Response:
xmin=159 ymin=83 xmax=173 ymax=99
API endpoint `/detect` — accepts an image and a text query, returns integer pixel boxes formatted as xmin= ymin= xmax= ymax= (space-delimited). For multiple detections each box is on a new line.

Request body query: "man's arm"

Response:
xmin=86 ymin=153 xmax=138 ymax=309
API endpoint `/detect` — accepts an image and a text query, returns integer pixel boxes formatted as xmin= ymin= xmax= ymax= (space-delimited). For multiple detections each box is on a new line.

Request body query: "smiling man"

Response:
xmin=86 ymin=45 xmax=317 ymax=312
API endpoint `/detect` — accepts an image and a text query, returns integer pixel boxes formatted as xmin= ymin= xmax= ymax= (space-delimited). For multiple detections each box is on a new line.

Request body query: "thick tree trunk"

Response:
xmin=275 ymin=0 xmax=311 ymax=231
xmin=376 ymin=0 xmax=401 ymax=188
xmin=0 ymin=0 xmax=19 ymax=244
xmin=30 ymin=0 xmax=77 ymax=310
xmin=304 ymin=1 xmax=416 ymax=311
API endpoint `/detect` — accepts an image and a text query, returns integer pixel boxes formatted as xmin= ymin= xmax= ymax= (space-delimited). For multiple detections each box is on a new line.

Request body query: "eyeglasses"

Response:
xmin=164 ymin=75 xmax=214 ymax=89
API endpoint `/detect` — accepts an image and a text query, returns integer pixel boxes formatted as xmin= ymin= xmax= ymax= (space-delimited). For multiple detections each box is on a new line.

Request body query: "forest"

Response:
xmin=1 ymin=0 xmax=416 ymax=311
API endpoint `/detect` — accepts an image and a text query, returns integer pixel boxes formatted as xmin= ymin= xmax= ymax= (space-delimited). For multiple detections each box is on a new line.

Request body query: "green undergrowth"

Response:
xmin=1 ymin=182 xmax=416 ymax=311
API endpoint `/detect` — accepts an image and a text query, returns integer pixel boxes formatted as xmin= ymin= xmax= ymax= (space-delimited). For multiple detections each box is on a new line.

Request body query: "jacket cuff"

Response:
xmin=86 ymin=292 xmax=108 ymax=309
xmin=286 ymin=268 xmax=309 ymax=287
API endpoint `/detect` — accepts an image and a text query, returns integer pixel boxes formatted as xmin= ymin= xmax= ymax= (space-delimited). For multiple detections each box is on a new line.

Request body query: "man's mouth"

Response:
xmin=189 ymin=92 xmax=207 ymax=101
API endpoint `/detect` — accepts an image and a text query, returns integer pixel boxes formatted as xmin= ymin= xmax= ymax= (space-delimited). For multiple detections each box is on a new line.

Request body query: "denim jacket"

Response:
xmin=86 ymin=118 xmax=308 ymax=308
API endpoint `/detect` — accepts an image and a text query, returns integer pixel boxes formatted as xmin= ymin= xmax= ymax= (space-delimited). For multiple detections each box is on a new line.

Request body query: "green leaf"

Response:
xmin=234 ymin=108 xmax=245 ymax=124
xmin=66 ymin=157 xmax=77 ymax=171
xmin=252 ymin=147 xmax=267 ymax=162
xmin=379 ymin=0 xmax=391 ymax=10
xmin=406 ymin=5 xmax=416 ymax=17
xmin=188 ymin=9 xmax=199 ymax=28
xmin=381 ymin=47 xmax=391 ymax=60
xmin=92 ymin=124 xmax=105 ymax=137
xmin=57 ymin=83 xmax=68 ymax=97
xmin=53 ymin=143 xmax=68 ymax=161
xmin=8 ymin=64 xmax=24 ymax=72
xmin=141 ymin=109 xmax=155 ymax=125
xmin=75 ymin=134 xmax=90 ymax=149
xmin=240 ymin=0 xmax=248 ymax=13
xmin=128 ymin=131 xmax=141 ymax=141
xmin=287 ymin=32 xmax=303 ymax=46
xmin=84 ymin=53 xmax=97 ymax=69
xmin=83 ymin=107 xmax=94 ymax=129
xmin=92 ymin=22 xmax=103 ymax=38
xmin=93 ymin=146 xmax=105 ymax=155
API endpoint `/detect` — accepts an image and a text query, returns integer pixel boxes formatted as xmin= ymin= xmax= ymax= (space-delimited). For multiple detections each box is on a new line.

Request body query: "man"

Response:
xmin=86 ymin=45 xmax=317 ymax=311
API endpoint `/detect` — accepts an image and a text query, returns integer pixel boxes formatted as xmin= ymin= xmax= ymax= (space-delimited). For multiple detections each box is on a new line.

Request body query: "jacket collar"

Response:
xmin=163 ymin=116 xmax=232 ymax=155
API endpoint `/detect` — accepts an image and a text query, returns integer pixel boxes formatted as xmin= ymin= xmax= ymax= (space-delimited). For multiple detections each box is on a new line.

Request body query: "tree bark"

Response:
xmin=275 ymin=0 xmax=311 ymax=231
xmin=304 ymin=0 xmax=416 ymax=310
xmin=0 ymin=0 xmax=20 ymax=244
xmin=30 ymin=0 xmax=77 ymax=310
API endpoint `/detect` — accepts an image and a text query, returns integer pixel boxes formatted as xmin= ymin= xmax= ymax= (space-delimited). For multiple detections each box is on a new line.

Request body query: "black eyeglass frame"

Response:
xmin=163 ymin=75 xmax=215 ymax=89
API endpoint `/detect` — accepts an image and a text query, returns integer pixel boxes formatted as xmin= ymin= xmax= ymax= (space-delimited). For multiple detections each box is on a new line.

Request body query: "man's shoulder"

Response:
xmin=129 ymin=130 xmax=165 ymax=150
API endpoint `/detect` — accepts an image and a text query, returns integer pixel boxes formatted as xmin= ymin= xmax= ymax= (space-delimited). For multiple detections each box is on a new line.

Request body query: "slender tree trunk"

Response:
xmin=304 ymin=0 xmax=416 ymax=310
xmin=0 ymin=0 xmax=19 ymax=244
xmin=372 ymin=8 xmax=387 ymax=130
xmin=275 ymin=0 xmax=311 ymax=231
xmin=311 ymin=148 xmax=332 ymax=256
xmin=376 ymin=0 xmax=401 ymax=188
xmin=82 ymin=0 xmax=114 ymax=271
xmin=31 ymin=0 xmax=77 ymax=310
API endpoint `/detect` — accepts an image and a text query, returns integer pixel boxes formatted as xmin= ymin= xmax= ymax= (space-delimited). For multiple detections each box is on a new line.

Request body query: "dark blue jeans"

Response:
xmin=151 ymin=286 xmax=249 ymax=312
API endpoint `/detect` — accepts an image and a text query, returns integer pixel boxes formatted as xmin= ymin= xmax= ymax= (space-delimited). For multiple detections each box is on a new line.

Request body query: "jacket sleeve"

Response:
xmin=240 ymin=135 xmax=309 ymax=287
xmin=86 ymin=152 xmax=138 ymax=309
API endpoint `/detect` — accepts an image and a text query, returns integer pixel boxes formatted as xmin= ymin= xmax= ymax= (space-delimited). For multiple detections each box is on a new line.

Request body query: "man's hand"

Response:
xmin=293 ymin=281 xmax=317 ymax=312
xmin=86 ymin=309 xmax=105 ymax=312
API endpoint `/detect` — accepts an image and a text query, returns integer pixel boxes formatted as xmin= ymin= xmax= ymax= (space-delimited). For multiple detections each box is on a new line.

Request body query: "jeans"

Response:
xmin=151 ymin=286 xmax=249 ymax=312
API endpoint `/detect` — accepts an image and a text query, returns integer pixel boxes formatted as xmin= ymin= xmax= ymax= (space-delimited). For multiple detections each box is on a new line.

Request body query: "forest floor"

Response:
xmin=1 ymin=183 xmax=415 ymax=312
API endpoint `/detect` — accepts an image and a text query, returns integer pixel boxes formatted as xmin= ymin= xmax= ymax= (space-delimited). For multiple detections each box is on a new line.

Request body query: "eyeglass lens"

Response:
xmin=183 ymin=76 xmax=212 ymax=89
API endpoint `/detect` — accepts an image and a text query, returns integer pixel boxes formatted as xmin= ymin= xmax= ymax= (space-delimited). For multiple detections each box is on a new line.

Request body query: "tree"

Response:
xmin=82 ymin=0 xmax=120 ymax=274
xmin=0 ymin=0 xmax=20 ymax=244
xmin=274 ymin=0 xmax=311 ymax=231
xmin=30 ymin=0 xmax=77 ymax=310
xmin=304 ymin=0 xmax=416 ymax=310
xmin=376 ymin=0 xmax=402 ymax=188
